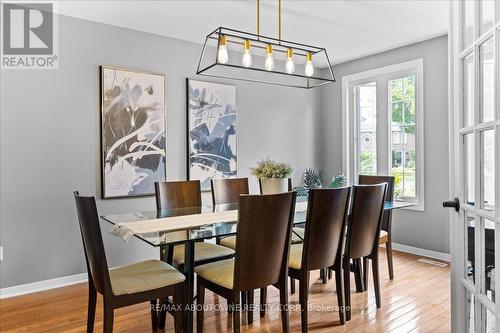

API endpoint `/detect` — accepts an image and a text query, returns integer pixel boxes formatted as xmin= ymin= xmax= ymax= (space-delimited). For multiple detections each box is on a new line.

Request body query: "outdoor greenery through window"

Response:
xmin=349 ymin=60 xmax=422 ymax=207
xmin=390 ymin=75 xmax=416 ymax=199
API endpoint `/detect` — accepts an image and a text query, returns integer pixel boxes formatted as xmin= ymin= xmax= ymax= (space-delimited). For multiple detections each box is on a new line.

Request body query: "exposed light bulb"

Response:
xmin=285 ymin=48 xmax=295 ymax=74
xmin=305 ymin=52 xmax=314 ymax=77
xmin=264 ymin=44 xmax=275 ymax=71
xmin=241 ymin=40 xmax=252 ymax=67
xmin=217 ymin=35 xmax=229 ymax=64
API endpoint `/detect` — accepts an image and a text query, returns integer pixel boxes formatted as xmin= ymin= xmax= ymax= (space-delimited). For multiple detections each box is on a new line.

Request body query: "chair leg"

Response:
xmin=197 ymin=283 xmax=205 ymax=333
xmin=87 ymin=284 xmax=97 ymax=333
xmin=343 ymin=259 xmax=351 ymax=321
xmin=241 ymin=291 xmax=247 ymax=324
xmin=290 ymin=277 xmax=296 ymax=294
xmin=103 ymin=304 xmax=114 ymax=333
xmin=386 ymin=241 xmax=394 ymax=280
xmin=363 ymin=257 xmax=369 ymax=290
xmin=353 ymin=259 xmax=364 ymax=292
xmin=320 ymin=269 xmax=327 ymax=284
xmin=279 ymin=282 xmax=290 ymax=333
xmin=299 ymin=272 xmax=310 ymax=333
xmin=247 ymin=289 xmax=254 ymax=325
xmin=260 ymin=287 xmax=267 ymax=318
xmin=150 ymin=300 xmax=158 ymax=331
xmin=372 ymin=257 xmax=381 ymax=308
xmin=173 ymin=284 xmax=185 ymax=333
xmin=232 ymin=293 xmax=241 ymax=333
xmin=334 ymin=269 xmax=345 ymax=325
xmin=159 ymin=297 xmax=168 ymax=329
xmin=328 ymin=269 xmax=333 ymax=280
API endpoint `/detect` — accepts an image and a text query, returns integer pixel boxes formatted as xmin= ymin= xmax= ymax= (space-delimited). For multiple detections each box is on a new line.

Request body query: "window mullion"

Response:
xmin=377 ymin=76 xmax=389 ymax=175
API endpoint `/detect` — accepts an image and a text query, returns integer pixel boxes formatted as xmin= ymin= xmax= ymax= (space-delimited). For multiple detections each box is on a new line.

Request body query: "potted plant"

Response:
xmin=296 ymin=168 xmax=327 ymax=196
xmin=250 ymin=157 xmax=294 ymax=194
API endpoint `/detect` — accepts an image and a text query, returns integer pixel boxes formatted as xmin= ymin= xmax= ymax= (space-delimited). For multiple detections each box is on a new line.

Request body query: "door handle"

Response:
xmin=443 ymin=197 xmax=460 ymax=212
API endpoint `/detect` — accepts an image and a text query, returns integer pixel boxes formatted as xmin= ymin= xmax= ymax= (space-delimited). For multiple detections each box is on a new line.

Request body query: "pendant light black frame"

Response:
xmin=196 ymin=27 xmax=336 ymax=89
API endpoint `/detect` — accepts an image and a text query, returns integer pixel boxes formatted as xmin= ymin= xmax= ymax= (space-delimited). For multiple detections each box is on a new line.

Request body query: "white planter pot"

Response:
xmin=260 ymin=178 xmax=289 ymax=194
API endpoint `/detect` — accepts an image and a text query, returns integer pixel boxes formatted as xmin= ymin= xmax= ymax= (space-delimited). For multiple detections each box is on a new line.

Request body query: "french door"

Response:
xmin=449 ymin=0 xmax=500 ymax=332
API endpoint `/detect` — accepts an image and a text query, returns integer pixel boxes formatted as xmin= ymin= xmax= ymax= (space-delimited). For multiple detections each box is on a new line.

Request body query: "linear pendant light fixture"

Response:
xmin=196 ymin=0 xmax=335 ymax=89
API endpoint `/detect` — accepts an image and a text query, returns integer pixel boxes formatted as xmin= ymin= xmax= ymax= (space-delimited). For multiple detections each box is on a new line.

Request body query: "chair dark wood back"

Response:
xmin=346 ymin=184 xmax=387 ymax=259
xmin=358 ymin=175 xmax=395 ymax=232
xmin=73 ymin=191 xmax=111 ymax=296
xmin=301 ymin=187 xmax=351 ymax=271
xmin=258 ymin=178 xmax=293 ymax=194
xmin=233 ymin=191 xmax=297 ymax=291
xmin=211 ymin=178 xmax=249 ymax=205
xmin=155 ymin=180 xmax=202 ymax=210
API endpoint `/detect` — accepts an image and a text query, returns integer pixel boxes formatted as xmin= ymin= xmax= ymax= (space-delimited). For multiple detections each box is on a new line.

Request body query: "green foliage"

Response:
xmin=250 ymin=157 xmax=294 ymax=179
xmin=360 ymin=152 xmax=376 ymax=175
xmin=330 ymin=173 xmax=347 ymax=188
xmin=303 ymin=168 xmax=327 ymax=189
xmin=391 ymin=76 xmax=416 ymax=134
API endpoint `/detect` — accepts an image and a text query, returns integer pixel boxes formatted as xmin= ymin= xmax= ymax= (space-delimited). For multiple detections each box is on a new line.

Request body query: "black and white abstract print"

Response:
xmin=101 ymin=66 xmax=166 ymax=198
xmin=187 ymin=79 xmax=236 ymax=190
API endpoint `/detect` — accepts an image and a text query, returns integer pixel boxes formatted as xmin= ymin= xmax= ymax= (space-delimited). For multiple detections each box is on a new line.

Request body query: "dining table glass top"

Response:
xmin=101 ymin=198 xmax=414 ymax=247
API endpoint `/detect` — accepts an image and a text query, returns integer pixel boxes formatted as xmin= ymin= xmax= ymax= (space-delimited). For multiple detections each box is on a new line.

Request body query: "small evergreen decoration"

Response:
xmin=250 ymin=157 xmax=294 ymax=179
xmin=295 ymin=167 xmax=327 ymax=196
xmin=330 ymin=173 xmax=347 ymax=188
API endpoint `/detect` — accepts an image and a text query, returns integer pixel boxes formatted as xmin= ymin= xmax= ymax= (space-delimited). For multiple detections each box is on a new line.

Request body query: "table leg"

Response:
xmin=183 ymin=241 xmax=195 ymax=333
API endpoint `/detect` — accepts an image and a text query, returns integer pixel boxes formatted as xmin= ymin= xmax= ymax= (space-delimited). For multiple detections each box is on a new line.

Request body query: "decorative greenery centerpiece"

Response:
xmin=330 ymin=172 xmax=347 ymax=188
xmin=250 ymin=158 xmax=294 ymax=194
xmin=295 ymin=168 xmax=327 ymax=196
xmin=250 ymin=157 xmax=294 ymax=179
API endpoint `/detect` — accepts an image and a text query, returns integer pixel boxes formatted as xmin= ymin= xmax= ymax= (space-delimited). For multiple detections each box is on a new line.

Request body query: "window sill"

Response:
xmin=395 ymin=200 xmax=424 ymax=212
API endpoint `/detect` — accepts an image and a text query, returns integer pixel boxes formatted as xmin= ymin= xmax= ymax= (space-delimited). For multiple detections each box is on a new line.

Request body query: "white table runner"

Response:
xmin=110 ymin=201 xmax=308 ymax=241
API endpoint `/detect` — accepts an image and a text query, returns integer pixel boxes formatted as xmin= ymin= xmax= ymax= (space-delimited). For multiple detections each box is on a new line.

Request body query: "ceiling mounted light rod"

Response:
xmin=196 ymin=1 xmax=335 ymax=89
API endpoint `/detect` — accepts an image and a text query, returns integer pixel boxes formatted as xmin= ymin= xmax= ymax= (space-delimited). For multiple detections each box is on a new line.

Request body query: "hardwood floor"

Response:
xmin=0 ymin=249 xmax=450 ymax=333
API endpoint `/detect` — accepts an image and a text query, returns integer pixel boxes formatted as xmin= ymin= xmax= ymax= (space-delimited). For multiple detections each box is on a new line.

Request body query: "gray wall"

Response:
xmin=318 ymin=35 xmax=450 ymax=254
xmin=0 ymin=15 xmax=322 ymax=288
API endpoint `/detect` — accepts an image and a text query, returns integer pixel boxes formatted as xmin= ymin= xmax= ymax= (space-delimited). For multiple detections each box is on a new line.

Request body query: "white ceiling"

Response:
xmin=58 ymin=0 xmax=449 ymax=65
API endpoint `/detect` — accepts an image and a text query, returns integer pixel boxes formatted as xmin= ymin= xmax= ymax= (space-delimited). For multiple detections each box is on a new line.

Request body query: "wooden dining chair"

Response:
xmin=358 ymin=175 xmax=395 ymax=280
xmin=74 ymin=192 xmax=186 ymax=333
xmin=211 ymin=178 xmax=249 ymax=250
xmin=154 ymin=180 xmax=235 ymax=268
xmin=195 ymin=191 xmax=297 ymax=333
xmin=287 ymin=187 xmax=351 ymax=331
xmin=343 ymin=184 xmax=387 ymax=320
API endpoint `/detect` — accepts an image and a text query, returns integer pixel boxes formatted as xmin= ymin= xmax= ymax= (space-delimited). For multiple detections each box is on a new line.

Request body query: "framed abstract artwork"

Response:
xmin=187 ymin=79 xmax=237 ymax=190
xmin=100 ymin=65 xmax=166 ymax=199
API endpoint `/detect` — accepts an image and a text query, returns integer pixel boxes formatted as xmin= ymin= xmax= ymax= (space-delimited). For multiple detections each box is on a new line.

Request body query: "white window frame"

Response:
xmin=342 ymin=59 xmax=425 ymax=211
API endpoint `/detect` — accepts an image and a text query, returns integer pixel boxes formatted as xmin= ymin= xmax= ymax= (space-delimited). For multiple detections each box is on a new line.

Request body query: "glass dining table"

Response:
xmin=101 ymin=199 xmax=413 ymax=333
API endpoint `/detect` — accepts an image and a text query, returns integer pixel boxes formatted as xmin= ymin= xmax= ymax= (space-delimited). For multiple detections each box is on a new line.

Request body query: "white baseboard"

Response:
xmin=0 ymin=272 xmax=88 ymax=299
xmin=391 ymin=243 xmax=450 ymax=262
xmin=0 ymin=243 xmax=450 ymax=299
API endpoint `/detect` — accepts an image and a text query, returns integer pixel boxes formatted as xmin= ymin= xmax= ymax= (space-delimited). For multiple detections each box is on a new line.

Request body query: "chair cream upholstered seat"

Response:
xmin=219 ymin=236 xmax=236 ymax=249
xmin=195 ymin=258 xmax=234 ymax=289
xmin=288 ymin=244 xmax=303 ymax=270
xmin=379 ymin=230 xmax=388 ymax=244
xmin=172 ymin=243 xmax=234 ymax=265
xmin=109 ymin=259 xmax=185 ymax=296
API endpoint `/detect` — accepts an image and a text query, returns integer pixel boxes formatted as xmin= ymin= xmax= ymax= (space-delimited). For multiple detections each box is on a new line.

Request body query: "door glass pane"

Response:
xmin=463 ymin=0 xmax=475 ymax=50
xmin=464 ymin=134 xmax=475 ymax=205
xmin=484 ymin=219 xmax=495 ymax=302
xmin=390 ymin=76 xmax=416 ymax=199
xmin=464 ymin=54 xmax=474 ymax=127
xmin=481 ymin=0 xmax=495 ymax=34
xmin=466 ymin=288 xmax=475 ymax=332
xmin=466 ymin=212 xmax=476 ymax=283
xmin=357 ymin=82 xmax=377 ymax=175
xmin=482 ymin=130 xmax=495 ymax=211
xmin=486 ymin=308 xmax=495 ymax=332
xmin=480 ymin=38 xmax=495 ymax=123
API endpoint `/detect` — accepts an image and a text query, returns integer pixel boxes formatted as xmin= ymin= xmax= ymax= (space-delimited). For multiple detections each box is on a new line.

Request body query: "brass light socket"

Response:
xmin=266 ymin=44 xmax=273 ymax=55
xmin=219 ymin=35 xmax=227 ymax=46
xmin=306 ymin=52 xmax=312 ymax=62
xmin=287 ymin=48 xmax=293 ymax=58
xmin=243 ymin=40 xmax=251 ymax=50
